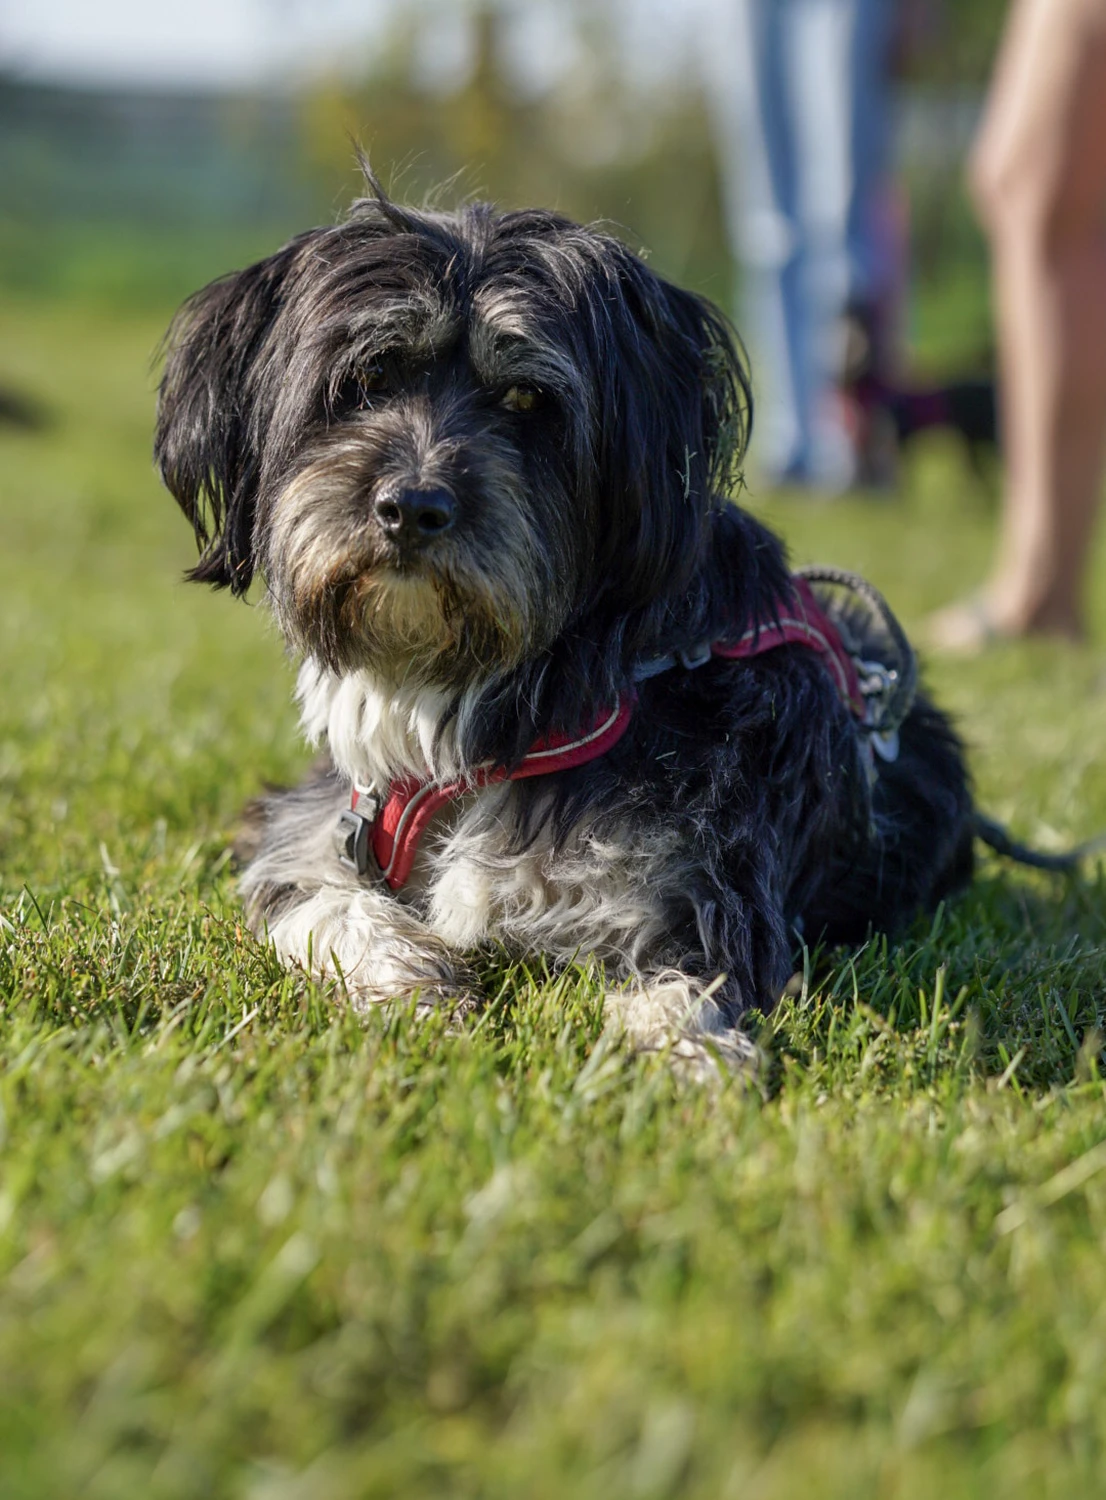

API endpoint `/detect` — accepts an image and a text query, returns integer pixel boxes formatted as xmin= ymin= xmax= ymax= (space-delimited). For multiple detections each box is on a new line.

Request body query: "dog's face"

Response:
xmin=157 ymin=182 xmax=750 ymax=685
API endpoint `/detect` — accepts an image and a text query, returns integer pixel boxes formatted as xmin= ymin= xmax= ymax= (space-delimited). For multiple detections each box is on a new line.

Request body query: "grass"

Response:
xmin=3 ymin=289 xmax=1106 ymax=1500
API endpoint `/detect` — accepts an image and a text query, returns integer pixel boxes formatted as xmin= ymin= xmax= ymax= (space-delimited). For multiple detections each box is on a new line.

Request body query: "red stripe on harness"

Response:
xmin=353 ymin=696 xmax=636 ymax=890
xmin=347 ymin=575 xmax=863 ymax=890
xmin=710 ymin=575 xmax=866 ymax=716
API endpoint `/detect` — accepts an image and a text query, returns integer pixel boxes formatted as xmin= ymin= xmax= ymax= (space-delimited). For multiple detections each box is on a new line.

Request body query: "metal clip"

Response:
xmin=335 ymin=808 xmax=373 ymax=876
xmin=678 ymin=640 xmax=713 ymax=671
xmin=335 ymin=783 xmax=382 ymax=878
xmin=850 ymin=657 xmax=903 ymax=769
xmin=854 ymin=657 xmax=899 ymax=732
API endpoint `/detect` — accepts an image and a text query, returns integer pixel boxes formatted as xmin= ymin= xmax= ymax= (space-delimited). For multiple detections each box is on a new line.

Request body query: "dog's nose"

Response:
xmin=373 ymin=487 xmax=456 ymax=548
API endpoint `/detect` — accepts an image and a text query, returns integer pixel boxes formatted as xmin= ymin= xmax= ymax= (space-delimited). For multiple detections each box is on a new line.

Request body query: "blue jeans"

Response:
xmin=704 ymin=0 xmax=895 ymax=485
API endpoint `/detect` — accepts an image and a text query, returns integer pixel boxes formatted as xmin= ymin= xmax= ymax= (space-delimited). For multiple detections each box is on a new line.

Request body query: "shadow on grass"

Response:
xmin=772 ymin=865 xmax=1106 ymax=1096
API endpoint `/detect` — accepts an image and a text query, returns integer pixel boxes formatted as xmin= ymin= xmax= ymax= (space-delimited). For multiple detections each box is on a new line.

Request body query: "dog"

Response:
xmin=155 ymin=175 xmax=974 ymax=1069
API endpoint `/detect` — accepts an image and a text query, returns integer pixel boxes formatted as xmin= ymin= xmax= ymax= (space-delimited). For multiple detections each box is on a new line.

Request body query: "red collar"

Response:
xmin=335 ymin=574 xmax=864 ymax=889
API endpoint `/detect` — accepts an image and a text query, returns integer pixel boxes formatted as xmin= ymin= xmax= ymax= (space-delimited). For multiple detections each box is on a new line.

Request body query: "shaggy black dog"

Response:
xmin=156 ymin=176 xmax=973 ymax=1069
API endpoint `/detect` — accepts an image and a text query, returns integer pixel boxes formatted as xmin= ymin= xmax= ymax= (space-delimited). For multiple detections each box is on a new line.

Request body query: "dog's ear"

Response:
xmin=585 ymin=244 xmax=752 ymax=608
xmin=155 ymin=238 xmax=309 ymax=594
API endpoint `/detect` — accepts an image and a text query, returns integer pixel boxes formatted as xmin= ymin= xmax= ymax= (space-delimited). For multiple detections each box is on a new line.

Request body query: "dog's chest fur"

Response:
xmin=282 ymin=659 xmax=685 ymax=966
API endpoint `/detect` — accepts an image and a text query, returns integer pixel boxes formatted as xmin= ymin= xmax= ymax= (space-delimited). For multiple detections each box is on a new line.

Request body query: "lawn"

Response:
xmin=2 ymin=290 xmax=1106 ymax=1500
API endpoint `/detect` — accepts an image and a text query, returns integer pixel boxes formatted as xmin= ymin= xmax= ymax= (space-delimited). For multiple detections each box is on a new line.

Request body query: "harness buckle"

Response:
xmin=852 ymin=658 xmax=902 ymax=767
xmin=335 ymin=809 xmax=372 ymax=876
xmin=854 ymin=658 xmax=898 ymax=730
xmin=335 ymin=783 xmax=382 ymax=878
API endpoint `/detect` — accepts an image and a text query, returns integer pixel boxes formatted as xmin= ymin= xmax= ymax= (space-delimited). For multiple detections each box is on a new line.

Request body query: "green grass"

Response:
xmin=3 ymin=292 xmax=1106 ymax=1500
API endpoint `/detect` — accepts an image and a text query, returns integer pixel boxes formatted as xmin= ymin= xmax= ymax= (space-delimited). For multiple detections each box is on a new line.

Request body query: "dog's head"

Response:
xmin=156 ymin=177 xmax=751 ymax=686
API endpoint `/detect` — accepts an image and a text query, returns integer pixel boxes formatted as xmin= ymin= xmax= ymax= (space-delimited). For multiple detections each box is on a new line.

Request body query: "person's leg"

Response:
xmin=844 ymin=0 xmax=895 ymax=305
xmin=703 ymin=1 xmax=807 ymax=480
xmin=788 ymin=0 xmax=895 ymax=486
xmin=934 ymin=0 xmax=1106 ymax=646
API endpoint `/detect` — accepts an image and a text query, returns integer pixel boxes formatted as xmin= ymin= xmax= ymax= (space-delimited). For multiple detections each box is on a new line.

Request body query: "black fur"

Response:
xmin=157 ymin=176 xmax=974 ymax=1026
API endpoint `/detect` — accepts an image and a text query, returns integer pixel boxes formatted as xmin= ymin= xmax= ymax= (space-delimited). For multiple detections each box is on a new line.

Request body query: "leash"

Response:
xmin=335 ymin=569 xmax=914 ymax=889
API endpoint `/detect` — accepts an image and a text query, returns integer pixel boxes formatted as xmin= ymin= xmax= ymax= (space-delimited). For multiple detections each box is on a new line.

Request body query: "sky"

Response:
xmin=0 ymin=0 xmax=395 ymax=88
xmin=0 ymin=0 xmax=699 ymax=93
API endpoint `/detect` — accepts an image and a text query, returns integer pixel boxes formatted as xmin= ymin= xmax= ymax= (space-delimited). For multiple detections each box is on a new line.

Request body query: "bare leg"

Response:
xmin=930 ymin=0 xmax=1106 ymax=648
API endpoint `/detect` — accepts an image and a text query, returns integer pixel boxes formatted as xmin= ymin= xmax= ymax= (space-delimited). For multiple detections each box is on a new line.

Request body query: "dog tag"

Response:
xmin=870 ymin=728 xmax=900 ymax=763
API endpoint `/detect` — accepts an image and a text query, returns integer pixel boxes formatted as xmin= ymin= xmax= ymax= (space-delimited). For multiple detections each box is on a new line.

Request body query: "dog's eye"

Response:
xmin=334 ymin=363 xmax=393 ymax=416
xmin=350 ymin=364 xmax=392 ymax=405
xmin=359 ymin=364 xmax=390 ymax=393
xmin=500 ymin=384 xmax=542 ymax=413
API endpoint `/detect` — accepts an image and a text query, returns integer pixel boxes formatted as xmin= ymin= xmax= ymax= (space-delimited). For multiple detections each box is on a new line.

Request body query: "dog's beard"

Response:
xmin=263 ymin=444 xmax=561 ymax=683
xmin=338 ymin=566 xmax=526 ymax=680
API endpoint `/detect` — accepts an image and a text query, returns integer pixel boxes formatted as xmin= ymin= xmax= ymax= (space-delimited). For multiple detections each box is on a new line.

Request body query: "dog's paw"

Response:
xmin=263 ymin=885 xmax=479 ymax=1018
xmin=396 ymin=977 xmax=485 ymax=1028
xmin=312 ymin=959 xmax=486 ymax=1033
xmin=667 ymin=1022 xmax=758 ymax=1083
xmin=602 ymin=972 xmax=758 ymax=1082
xmin=329 ymin=948 xmax=483 ymax=1023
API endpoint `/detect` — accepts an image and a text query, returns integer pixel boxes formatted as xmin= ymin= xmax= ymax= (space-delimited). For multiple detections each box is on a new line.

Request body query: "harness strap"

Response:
xmin=708 ymin=575 xmax=865 ymax=715
xmin=339 ymin=697 xmax=635 ymax=889
xmin=335 ymin=574 xmax=876 ymax=890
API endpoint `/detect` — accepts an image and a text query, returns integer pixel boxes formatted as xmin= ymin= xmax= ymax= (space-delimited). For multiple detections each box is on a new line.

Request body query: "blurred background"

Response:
xmin=1 ymin=0 xmax=1005 ymax=367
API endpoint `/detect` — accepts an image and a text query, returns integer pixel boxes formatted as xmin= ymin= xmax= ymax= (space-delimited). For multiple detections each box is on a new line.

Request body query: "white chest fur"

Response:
xmin=292 ymin=658 xmax=680 ymax=970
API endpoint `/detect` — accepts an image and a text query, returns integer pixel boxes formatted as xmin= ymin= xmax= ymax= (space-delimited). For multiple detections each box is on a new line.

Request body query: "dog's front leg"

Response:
xmin=237 ymin=774 xmax=474 ymax=1012
xmin=261 ymin=880 xmax=475 ymax=1013
xmin=593 ymin=859 xmax=791 ymax=1080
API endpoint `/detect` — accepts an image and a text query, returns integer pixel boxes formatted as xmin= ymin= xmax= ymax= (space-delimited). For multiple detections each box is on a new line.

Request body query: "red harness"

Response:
xmin=336 ymin=575 xmax=865 ymax=889
xmin=347 ymin=697 xmax=636 ymax=889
